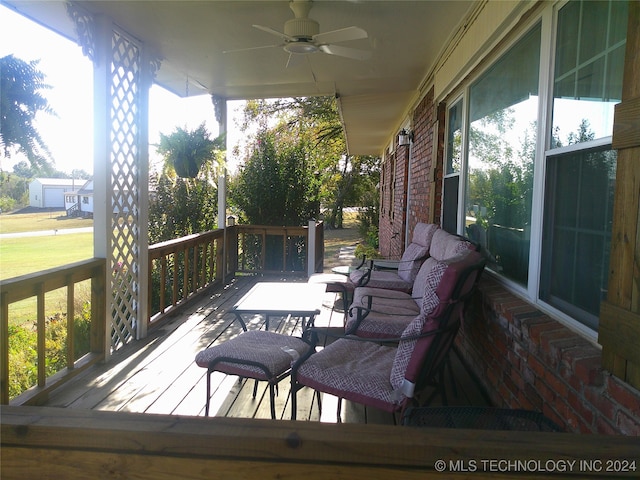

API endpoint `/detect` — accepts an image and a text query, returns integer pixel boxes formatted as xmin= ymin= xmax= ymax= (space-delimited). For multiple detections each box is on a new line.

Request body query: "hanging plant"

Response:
xmin=157 ymin=123 xmax=224 ymax=178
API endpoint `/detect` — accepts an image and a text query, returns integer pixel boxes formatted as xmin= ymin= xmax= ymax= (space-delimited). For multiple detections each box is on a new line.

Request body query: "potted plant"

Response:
xmin=157 ymin=123 xmax=224 ymax=178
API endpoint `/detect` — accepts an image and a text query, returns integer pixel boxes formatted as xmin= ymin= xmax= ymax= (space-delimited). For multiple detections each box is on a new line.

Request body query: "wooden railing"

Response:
xmin=148 ymin=229 xmax=225 ymax=326
xmin=3 ymin=406 xmax=640 ymax=479
xmin=231 ymin=222 xmax=323 ymax=275
xmin=147 ymin=222 xmax=323 ymax=326
xmin=1 ymin=223 xmax=323 ymax=404
xmin=0 ymin=259 xmax=107 ymax=405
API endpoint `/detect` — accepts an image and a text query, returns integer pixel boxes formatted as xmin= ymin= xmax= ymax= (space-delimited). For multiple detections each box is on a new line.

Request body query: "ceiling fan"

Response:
xmin=226 ymin=0 xmax=371 ymax=67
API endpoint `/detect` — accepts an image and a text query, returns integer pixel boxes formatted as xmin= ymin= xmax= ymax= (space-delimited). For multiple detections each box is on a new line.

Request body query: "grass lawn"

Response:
xmin=1 ymin=233 xmax=94 ymax=280
xmin=1 ymin=232 xmax=94 ymax=327
xmin=0 ymin=210 xmax=92 ymax=234
xmin=322 ymin=212 xmax=364 ymax=270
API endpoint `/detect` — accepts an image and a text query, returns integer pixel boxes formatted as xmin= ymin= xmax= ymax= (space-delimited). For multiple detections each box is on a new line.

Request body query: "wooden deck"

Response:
xmin=43 ymin=274 xmax=490 ymax=424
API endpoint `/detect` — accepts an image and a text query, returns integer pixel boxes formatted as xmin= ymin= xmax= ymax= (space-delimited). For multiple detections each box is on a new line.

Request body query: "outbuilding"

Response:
xmin=28 ymin=178 xmax=80 ymax=209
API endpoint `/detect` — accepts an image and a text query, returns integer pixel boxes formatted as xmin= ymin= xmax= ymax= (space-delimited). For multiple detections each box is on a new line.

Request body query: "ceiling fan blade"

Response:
xmin=286 ymin=53 xmax=306 ymax=68
xmin=319 ymin=44 xmax=371 ymax=61
xmin=313 ymin=26 xmax=367 ymax=45
xmin=253 ymin=24 xmax=297 ymax=42
xmin=223 ymin=43 xmax=283 ymax=54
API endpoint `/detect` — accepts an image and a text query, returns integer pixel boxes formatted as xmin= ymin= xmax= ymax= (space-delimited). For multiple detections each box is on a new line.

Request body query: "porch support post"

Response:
xmin=71 ymin=4 xmax=155 ymax=353
xmin=91 ymin=13 xmax=113 ymax=359
xmin=599 ymin=1 xmax=640 ymax=390
xmin=307 ymin=220 xmax=316 ymax=277
xmin=213 ymin=96 xmax=228 ymax=278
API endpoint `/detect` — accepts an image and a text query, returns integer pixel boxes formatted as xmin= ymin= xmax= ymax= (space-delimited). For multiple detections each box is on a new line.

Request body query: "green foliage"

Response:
xmin=0 ymin=55 xmax=55 ymax=171
xmin=149 ymin=123 xmax=223 ymax=243
xmin=355 ymin=242 xmax=382 ymax=260
xmin=149 ymin=173 xmax=218 ymax=243
xmin=0 ymin=171 xmax=30 ymax=210
xmin=230 ymin=129 xmax=320 ymax=226
xmin=8 ymin=304 xmax=92 ymax=399
xmin=156 ymin=123 xmax=224 ymax=178
xmin=233 ymin=97 xmax=381 ymax=229
xmin=0 ymin=195 xmax=16 ymax=212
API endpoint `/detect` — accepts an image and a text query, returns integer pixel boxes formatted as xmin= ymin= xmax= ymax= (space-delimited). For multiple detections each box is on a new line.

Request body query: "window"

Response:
xmin=539 ymin=0 xmax=626 ymax=327
xmin=442 ymin=99 xmax=463 ymax=234
xmin=466 ymin=24 xmax=541 ymax=285
xmin=82 ymin=196 xmax=89 ymax=204
xmin=541 ymin=145 xmax=616 ymax=329
xmin=444 ymin=0 xmax=626 ymax=331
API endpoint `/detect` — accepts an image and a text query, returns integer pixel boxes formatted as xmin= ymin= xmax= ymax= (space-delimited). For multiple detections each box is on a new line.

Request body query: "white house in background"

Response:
xmin=28 ymin=178 xmax=80 ymax=208
xmin=64 ymin=179 xmax=94 ymax=217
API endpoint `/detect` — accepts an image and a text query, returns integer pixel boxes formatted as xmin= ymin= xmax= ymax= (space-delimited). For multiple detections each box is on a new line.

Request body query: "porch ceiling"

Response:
xmin=4 ymin=0 xmax=475 ymax=155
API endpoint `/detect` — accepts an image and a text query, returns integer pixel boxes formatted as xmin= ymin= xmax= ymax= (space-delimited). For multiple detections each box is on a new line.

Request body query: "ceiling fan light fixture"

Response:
xmin=284 ymin=41 xmax=319 ymax=54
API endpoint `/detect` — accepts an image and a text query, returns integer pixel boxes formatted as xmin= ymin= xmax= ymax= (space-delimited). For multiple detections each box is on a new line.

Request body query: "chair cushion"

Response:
xmin=350 ymin=269 xmax=412 ymax=292
xmin=351 ymin=287 xmax=420 ymax=314
xmin=411 ymin=223 xmax=439 ymax=248
xmin=348 ymin=287 xmax=420 ymax=338
xmin=390 ymin=250 xmax=484 ymax=390
xmin=346 ymin=309 xmax=419 ymax=338
xmin=195 ymin=331 xmax=310 ymax=381
xmin=295 ymin=339 xmax=400 ymax=412
xmin=390 ymin=260 xmax=448 ymax=390
xmin=429 ymin=229 xmax=474 ymax=261
xmin=397 ymin=242 xmax=429 ymax=282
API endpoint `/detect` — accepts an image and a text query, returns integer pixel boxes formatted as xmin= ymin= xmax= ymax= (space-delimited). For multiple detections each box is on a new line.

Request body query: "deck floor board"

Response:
xmin=44 ymin=274 xmax=490 ymax=424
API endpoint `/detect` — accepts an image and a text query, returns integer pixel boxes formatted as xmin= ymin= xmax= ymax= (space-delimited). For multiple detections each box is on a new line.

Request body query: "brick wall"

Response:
xmin=379 ymin=87 xmax=440 ymax=257
xmin=456 ymin=275 xmax=640 ymax=435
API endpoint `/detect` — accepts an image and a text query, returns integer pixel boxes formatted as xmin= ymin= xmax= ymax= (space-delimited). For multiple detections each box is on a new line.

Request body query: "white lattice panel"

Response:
xmin=109 ymin=30 xmax=141 ymax=349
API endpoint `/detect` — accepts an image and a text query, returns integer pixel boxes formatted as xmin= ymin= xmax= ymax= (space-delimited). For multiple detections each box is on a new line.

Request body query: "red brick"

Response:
xmin=536 ymin=378 xmax=555 ymax=403
xmin=511 ymin=367 xmax=525 ymax=391
xmin=503 ymin=374 xmax=520 ymax=398
xmin=572 ymin=355 xmax=604 ymax=387
xmin=524 ymin=383 xmax=543 ymax=410
xmin=567 ymin=389 xmax=594 ymax=425
xmin=502 ymin=300 xmax=531 ymax=321
xmin=523 ymin=319 xmax=558 ymax=347
xmin=607 ymin=375 xmax=640 ymax=416
xmin=507 ymin=350 xmax=521 ymax=370
xmin=595 ymin=414 xmax=617 ymax=435
xmin=542 ymin=403 xmax=566 ymax=431
xmin=543 ymin=369 xmax=569 ymax=398
xmin=584 ymin=386 xmax=617 ymax=421
xmin=527 ymin=354 xmax=546 ymax=378
xmin=616 ymin=409 xmax=640 ymax=435
xmin=517 ymin=391 xmax=535 ymax=410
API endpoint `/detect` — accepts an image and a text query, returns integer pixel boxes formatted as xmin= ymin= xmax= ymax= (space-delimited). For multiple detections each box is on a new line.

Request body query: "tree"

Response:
xmin=233 ymin=96 xmax=380 ymax=229
xmin=229 ymin=129 xmax=320 ymax=226
xmin=0 ymin=55 xmax=55 ymax=171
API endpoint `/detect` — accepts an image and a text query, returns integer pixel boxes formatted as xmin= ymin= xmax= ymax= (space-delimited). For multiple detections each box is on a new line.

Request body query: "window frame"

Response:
xmin=439 ymin=0 xmax=623 ymax=341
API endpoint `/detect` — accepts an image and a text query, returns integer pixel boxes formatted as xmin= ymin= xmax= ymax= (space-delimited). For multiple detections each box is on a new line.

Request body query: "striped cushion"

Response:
xmin=295 ymin=339 xmax=400 ymax=412
xmin=195 ymin=331 xmax=310 ymax=381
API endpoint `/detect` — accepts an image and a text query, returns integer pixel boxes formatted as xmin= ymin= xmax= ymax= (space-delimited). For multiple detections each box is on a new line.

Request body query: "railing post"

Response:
xmin=307 ymin=220 xmax=316 ymax=278
xmin=0 ymin=292 xmax=9 ymax=404
xmin=91 ymin=261 xmax=108 ymax=359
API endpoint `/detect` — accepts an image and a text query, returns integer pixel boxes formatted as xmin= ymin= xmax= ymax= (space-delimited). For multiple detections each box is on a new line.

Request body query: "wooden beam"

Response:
xmin=3 ymin=406 xmax=640 ymax=479
xmin=599 ymin=301 xmax=640 ymax=365
xmin=612 ymin=96 xmax=640 ymax=150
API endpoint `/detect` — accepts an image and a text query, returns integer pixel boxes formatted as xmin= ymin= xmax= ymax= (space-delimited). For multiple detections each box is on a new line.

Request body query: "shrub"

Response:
xmin=8 ymin=303 xmax=92 ymax=399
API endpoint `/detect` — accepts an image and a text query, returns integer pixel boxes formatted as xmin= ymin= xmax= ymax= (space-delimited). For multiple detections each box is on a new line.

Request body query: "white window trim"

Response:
xmin=438 ymin=1 xmax=620 ymax=342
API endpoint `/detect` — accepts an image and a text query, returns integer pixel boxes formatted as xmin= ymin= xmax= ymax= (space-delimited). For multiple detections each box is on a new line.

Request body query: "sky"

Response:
xmin=0 ymin=4 xmax=244 ymax=176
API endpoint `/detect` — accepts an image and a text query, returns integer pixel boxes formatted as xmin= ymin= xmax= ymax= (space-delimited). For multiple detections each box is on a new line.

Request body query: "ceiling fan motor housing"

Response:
xmin=284 ymin=17 xmax=319 ymax=39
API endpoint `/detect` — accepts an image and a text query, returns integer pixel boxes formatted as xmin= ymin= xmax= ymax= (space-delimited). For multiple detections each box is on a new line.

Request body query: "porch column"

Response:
xmin=70 ymin=5 xmax=158 ymax=355
xmin=599 ymin=1 xmax=640 ymax=390
xmin=212 ymin=96 xmax=228 ymax=278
